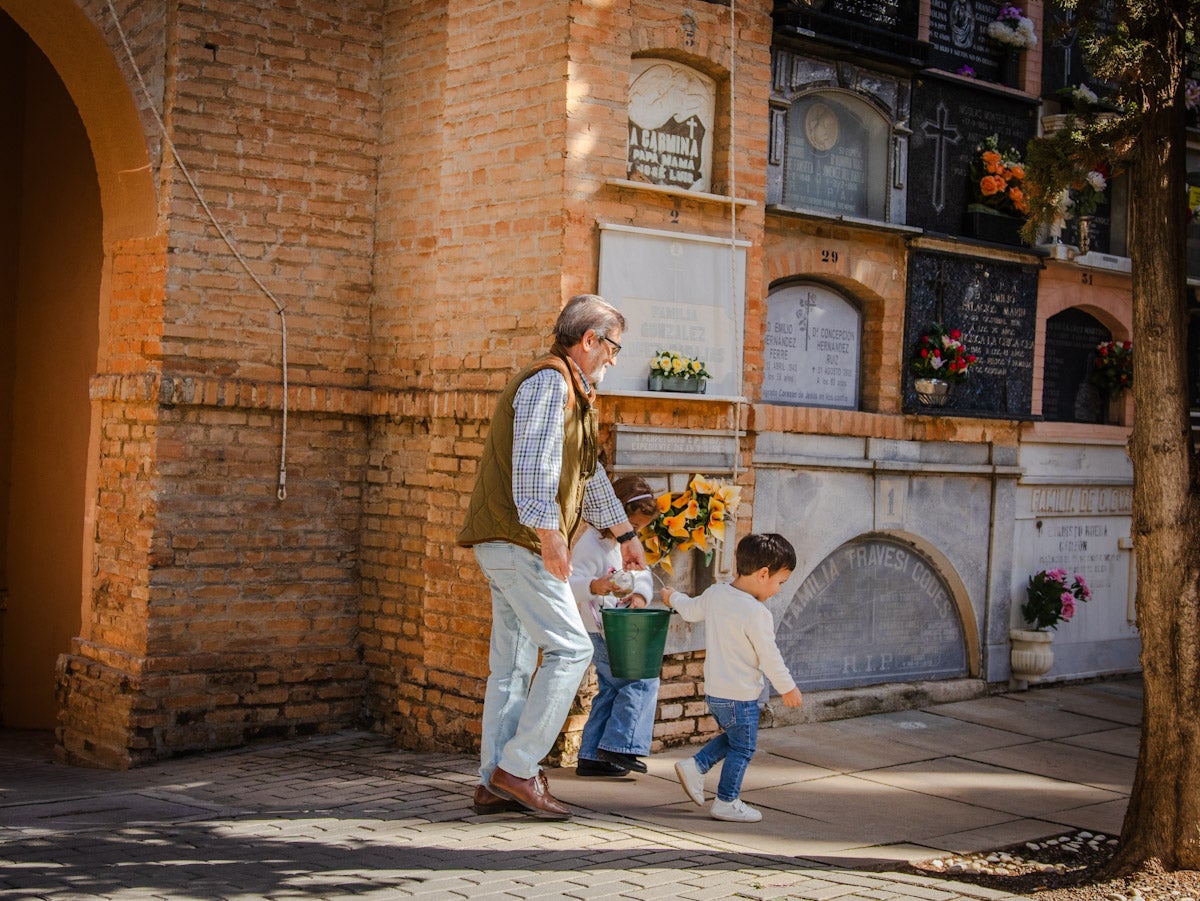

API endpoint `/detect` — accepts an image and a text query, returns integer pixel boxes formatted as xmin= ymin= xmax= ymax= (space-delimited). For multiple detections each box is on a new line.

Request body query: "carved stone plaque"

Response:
xmin=627 ymin=59 xmax=715 ymax=192
xmin=776 ymin=537 xmax=967 ymax=691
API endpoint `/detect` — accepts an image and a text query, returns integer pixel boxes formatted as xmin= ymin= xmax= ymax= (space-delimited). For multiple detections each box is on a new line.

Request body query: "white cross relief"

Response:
xmin=922 ymin=101 xmax=961 ymax=214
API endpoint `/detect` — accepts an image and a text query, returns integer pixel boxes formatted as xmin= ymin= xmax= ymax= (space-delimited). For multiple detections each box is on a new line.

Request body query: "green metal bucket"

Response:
xmin=601 ymin=608 xmax=672 ymax=679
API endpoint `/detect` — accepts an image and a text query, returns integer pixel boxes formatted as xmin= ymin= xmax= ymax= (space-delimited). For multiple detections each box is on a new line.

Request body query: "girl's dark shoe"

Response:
xmin=598 ymin=749 xmax=647 ymax=774
xmin=576 ymin=757 xmax=630 ymax=777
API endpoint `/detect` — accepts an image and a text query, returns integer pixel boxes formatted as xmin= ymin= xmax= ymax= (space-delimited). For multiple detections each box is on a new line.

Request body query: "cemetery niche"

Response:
xmin=627 ymin=59 xmax=716 ymax=193
xmin=908 ymin=73 xmax=1037 ymax=239
xmin=776 ymin=536 xmax=968 ymax=691
xmin=767 ymin=49 xmax=911 ymax=222
xmin=1041 ymin=309 xmax=1111 ymax=425
xmin=904 ymin=249 xmax=1037 ymax=418
xmin=771 ymin=0 xmax=926 ymax=65
xmin=926 ymin=0 xmax=1035 ymax=89
xmin=762 ymin=283 xmax=861 ymax=410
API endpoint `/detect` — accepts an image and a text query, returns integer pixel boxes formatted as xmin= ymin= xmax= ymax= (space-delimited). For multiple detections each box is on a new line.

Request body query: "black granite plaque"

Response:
xmin=1040 ymin=0 xmax=1117 ymax=99
xmin=927 ymin=0 xmax=1012 ymax=81
xmin=904 ymin=249 xmax=1038 ymax=417
xmin=784 ymin=97 xmax=871 ymax=216
xmin=777 ymin=537 xmax=967 ymax=691
xmin=908 ymin=75 xmax=1037 ymax=234
xmin=1042 ymin=308 xmax=1111 ymax=424
xmin=773 ymin=0 xmax=924 ymax=61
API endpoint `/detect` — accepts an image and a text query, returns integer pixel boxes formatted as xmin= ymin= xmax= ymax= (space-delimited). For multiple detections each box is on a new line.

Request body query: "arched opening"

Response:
xmin=0 ymin=1 xmax=156 ymax=730
xmin=1 ymin=11 xmax=100 ymax=726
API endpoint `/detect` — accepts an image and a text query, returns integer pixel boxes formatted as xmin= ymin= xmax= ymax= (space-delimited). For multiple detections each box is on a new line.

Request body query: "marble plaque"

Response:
xmin=627 ymin=59 xmax=715 ymax=192
xmin=598 ymin=225 xmax=746 ymax=398
xmin=784 ymin=96 xmax=871 ymax=216
xmin=776 ymin=537 xmax=967 ymax=691
xmin=905 ymin=249 xmax=1038 ymax=417
xmin=613 ymin=425 xmax=738 ymax=474
xmin=1031 ymin=517 xmax=1121 ymax=597
xmin=1041 ymin=308 xmax=1111 ymax=424
xmin=908 ymin=74 xmax=1037 ymax=230
xmin=762 ymin=283 xmax=861 ymax=409
xmin=1041 ymin=1 xmax=1117 ymax=97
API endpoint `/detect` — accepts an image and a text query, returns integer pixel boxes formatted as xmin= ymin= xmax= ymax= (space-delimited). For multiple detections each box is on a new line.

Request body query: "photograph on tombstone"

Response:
xmin=905 ymin=250 xmax=1037 ymax=417
xmin=597 ymin=225 xmax=746 ymax=399
xmin=626 ymin=59 xmax=716 ymax=193
xmin=762 ymin=283 xmax=861 ymax=410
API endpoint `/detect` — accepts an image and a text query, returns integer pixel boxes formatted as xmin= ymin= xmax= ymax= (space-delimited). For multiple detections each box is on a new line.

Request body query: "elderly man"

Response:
xmin=457 ymin=294 xmax=647 ymax=819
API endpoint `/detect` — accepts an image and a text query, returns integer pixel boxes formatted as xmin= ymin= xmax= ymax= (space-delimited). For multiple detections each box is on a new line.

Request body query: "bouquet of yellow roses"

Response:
xmin=638 ymin=474 xmax=742 ymax=574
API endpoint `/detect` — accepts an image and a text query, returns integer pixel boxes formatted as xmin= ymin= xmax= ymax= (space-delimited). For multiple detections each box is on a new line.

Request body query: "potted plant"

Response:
xmin=965 ymin=135 xmax=1030 ymax=245
xmin=639 ymin=474 xmax=741 ymax=576
xmin=647 ymin=350 xmax=710 ymax=393
xmin=1011 ymin=568 xmax=1091 ymax=687
xmin=910 ymin=323 xmax=976 ymax=407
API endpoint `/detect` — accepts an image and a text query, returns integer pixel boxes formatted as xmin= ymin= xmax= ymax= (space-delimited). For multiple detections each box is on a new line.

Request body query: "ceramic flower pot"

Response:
xmin=914 ymin=377 xmax=952 ymax=407
xmin=1010 ymin=628 xmax=1054 ymax=688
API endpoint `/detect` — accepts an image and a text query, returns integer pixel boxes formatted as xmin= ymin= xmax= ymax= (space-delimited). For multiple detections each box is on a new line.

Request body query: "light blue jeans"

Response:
xmin=578 ymin=633 xmax=659 ymax=760
xmin=474 ymin=541 xmax=594 ymax=782
xmin=693 ymin=696 xmax=760 ymax=802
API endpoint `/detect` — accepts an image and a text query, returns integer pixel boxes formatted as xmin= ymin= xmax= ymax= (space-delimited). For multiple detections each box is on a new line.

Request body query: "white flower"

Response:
xmin=1069 ymin=83 xmax=1098 ymax=105
xmin=1086 ymin=170 xmax=1108 ymax=192
xmin=987 ymin=16 xmax=1037 ymax=50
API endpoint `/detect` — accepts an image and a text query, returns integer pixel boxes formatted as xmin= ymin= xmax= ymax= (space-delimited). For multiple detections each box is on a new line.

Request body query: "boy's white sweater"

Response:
xmin=670 ymin=582 xmax=797 ymax=701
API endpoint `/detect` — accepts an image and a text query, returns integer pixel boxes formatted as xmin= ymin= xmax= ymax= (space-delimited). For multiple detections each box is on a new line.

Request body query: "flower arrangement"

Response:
xmin=1022 ymin=568 xmax=1091 ymax=631
xmin=987 ymin=5 xmax=1037 ymax=51
xmin=1068 ymin=164 xmax=1109 ymax=219
xmin=639 ymin=474 xmax=741 ymax=574
xmin=911 ymin=323 xmax=977 ymax=384
xmin=971 ymin=135 xmax=1029 ymax=216
xmin=1057 ymin=83 xmax=1100 ymax=112
xmin=1089 ymin=340 xmax=1132 ymax=395
xmin=650 ymin=350 xmax=711 ymax=381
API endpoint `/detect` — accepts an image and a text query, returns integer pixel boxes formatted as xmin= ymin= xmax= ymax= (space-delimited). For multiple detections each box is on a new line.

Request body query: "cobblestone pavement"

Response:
xmin=0 ymin=678 xmax=1142 ymax=900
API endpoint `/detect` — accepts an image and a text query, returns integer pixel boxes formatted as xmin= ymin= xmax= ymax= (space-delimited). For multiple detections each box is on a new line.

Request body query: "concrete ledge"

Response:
xmin=762 ymin=678 xmax=990 ymax=728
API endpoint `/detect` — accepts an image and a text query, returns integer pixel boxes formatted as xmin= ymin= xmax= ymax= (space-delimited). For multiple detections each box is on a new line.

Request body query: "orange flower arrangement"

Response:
xmin=971 ymin=134 xmax=1029 ymax=216
xmin=638 ymin=474 xmax=741 ymax=574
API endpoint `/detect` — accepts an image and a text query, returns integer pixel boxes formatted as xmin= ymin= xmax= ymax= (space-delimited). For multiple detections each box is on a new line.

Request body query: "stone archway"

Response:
xmin=0 ymin=1 xmax=157 ymax=728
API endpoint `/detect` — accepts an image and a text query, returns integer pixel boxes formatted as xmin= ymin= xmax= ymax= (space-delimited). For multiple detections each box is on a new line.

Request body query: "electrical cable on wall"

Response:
xmin=105 ymin=0 xmax=290 ymax=499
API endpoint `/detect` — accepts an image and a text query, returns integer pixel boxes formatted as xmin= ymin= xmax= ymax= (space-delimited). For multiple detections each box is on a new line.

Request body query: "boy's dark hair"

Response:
xmin=735 ymin=533 xmax=796 ymax=576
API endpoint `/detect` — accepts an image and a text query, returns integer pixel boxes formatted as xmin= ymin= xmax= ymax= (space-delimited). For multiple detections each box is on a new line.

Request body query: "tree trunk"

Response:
xmin=1109 ymin=82 xmax=1200 ymax=871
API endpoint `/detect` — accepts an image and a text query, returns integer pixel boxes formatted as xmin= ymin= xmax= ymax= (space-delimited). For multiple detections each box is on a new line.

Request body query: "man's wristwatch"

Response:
xmin=615 ymin=530 xmax=637 ymax=544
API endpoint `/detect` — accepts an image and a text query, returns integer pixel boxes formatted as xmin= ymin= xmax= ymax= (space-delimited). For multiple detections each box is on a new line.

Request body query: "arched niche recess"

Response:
xmin=776 ymin=533 xmax=978 ymax=691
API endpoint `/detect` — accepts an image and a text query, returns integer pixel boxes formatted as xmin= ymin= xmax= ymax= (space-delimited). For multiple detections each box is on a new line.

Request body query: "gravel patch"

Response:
xmin=904 ymin=830 xmax=1200 ymax=901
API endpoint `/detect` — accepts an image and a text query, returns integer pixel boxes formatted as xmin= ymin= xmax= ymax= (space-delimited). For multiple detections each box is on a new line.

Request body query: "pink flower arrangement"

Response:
xmin=1022 ymin=568 xmax=1091 ymax=630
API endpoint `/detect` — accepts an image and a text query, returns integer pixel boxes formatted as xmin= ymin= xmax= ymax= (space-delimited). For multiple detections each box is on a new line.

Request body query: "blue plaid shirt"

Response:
xmin=512 ymin=365 xmax=625 ymax=533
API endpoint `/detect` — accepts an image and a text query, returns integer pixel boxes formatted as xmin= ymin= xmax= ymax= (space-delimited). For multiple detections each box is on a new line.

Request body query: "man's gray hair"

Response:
xmin=554 ymin=294 xmax=625 ymax=346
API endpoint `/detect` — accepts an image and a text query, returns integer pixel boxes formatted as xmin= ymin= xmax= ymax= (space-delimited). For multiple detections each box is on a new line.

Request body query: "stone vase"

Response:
xmin=1010 ymin=628 xmax=1054 ymax=689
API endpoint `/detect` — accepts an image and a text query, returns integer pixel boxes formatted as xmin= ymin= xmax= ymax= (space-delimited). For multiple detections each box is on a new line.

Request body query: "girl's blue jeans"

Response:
xmin=579 ymin=632 xmax=659 ymax=759
xmin=693 ymin=696 xmax=760 ymax=802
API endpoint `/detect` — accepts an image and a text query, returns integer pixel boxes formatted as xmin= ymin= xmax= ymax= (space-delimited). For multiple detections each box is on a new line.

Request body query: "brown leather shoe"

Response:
xmin=488 ymin=767 xmax=572 ymax=819
xmin=471 ymin=783 xmax=527 ymax=815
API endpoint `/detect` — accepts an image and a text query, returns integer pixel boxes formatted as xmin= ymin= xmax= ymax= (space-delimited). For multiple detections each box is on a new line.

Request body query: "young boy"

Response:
xmin=662 ymin=532 xmax=803 ymax=823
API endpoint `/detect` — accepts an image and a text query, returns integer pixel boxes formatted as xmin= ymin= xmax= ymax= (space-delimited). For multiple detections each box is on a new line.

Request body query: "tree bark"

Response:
xmin=1109 ymin=64 xmax=1200 ymax=872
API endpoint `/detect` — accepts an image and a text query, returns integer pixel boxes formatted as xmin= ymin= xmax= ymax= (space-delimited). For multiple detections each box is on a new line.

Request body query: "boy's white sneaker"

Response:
xmin=710 ymin=797 xmax=762 ymax=823
xmin=674 ymin=757 xmax=705 ymax=806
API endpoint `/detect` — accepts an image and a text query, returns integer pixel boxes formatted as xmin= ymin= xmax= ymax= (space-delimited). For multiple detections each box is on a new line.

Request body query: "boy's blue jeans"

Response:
xmin=579 ymin=632 xmax=659 ymax=759
xmin=693 ymin=696 xmax=760 ymax=802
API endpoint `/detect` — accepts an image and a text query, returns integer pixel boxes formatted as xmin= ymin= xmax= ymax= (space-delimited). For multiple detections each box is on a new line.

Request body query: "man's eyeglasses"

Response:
xmin=599 ymin=334 xmax=622 ymax=358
